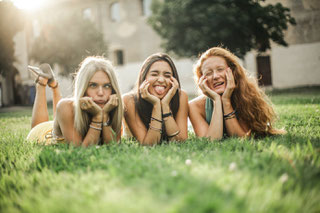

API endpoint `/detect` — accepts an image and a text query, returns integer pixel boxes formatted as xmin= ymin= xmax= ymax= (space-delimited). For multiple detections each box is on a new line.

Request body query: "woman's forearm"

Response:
xmin=206 ymin=98 xmax=223 ymax=140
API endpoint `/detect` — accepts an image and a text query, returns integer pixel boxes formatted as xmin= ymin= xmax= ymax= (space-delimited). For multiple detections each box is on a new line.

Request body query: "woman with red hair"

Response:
xmin=189 ymin=47 xmax=285 ymax=139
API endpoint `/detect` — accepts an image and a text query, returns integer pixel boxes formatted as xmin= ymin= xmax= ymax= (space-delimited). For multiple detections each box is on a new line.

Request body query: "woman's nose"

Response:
xmin=213 ymin=71 xmax=219 ymax=79
xmin=157 ymin=75 xmax=165 ymax=82
xmin=97 ymin=86 xmax=104 ymax=95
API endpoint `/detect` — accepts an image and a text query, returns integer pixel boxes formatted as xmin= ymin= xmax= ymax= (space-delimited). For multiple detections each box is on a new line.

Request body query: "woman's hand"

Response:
xmin=199 ymin=76 xmax=220 ymax=100
xmin=161 ymin=77 xmax=179 ymax=106
xmin=222 ymin=68 xmax=235 ymax=102
xmin=103 ymin=94 xmax=118 ymax=114
xmin=79 ymin=97 xmax=102 ymax=120
xmin=140 ymin=80 xmax=160 ymax=105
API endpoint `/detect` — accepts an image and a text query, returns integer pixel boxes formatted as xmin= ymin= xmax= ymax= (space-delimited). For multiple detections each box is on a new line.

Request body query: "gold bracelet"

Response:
xmin=168 ymin=130 xmax=180 ymax=137
xmin=224 ymin=114 xmax=236 ymax=120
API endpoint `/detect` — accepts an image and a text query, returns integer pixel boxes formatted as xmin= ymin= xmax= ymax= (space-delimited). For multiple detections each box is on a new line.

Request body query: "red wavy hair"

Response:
xmin=194 ymin=47 xmax=285 ymax=136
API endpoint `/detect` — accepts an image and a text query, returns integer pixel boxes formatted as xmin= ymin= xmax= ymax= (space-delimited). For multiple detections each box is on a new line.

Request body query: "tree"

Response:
xmin=30 ymin=11 xmax=107 ymax=76
xmin=148 ymin=0 xmax=296 ymax=58
xmin=0 ymin=1 xmax=24 ymax=77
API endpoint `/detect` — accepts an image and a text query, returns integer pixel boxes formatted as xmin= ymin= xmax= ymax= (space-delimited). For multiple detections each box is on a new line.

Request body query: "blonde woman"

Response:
xmin=189 ymin=47 xmax=285 ymax=139
xmin=27 ymin=56 xmax=123 ymax=146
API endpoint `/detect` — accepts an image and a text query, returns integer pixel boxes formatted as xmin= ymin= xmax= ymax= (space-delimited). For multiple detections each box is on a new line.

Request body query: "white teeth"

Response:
xmin=214 ymin=82 xmax=223 ymax=87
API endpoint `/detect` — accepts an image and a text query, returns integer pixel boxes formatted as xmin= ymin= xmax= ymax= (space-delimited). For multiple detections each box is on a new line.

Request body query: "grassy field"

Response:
xmin=1 ymin=87 xmax=319 ymax=213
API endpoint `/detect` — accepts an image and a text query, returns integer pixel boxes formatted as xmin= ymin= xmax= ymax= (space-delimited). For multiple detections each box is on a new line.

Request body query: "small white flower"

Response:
xmin=171 ymin=170 xmax=178 ymax=177
xmin=185 ymin=159 xmax=192 ymax=166
xmin=279 ymin=173 xmax=289 ymax=183
xmin=96 ymin=146 xmax=100 ymax=149
xmin=54 ymin=149 xmax=61 ymax=154
xmin=229 ymin=162 xmax=237 ymax=171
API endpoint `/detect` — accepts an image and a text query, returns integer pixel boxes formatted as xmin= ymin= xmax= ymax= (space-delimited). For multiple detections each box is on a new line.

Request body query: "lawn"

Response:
xmin=0 ymin=87 xmax=319 ymax=213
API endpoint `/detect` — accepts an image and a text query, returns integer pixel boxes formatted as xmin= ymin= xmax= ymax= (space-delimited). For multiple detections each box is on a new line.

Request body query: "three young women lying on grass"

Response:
xmin=27 ymin=47 xmax=284 ymax=146
xmin=27 ymin=57 xmax=123 ymax=147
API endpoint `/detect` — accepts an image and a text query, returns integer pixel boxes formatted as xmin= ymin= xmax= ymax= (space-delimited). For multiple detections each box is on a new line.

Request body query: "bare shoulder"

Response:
xmin=189 ymin=95 xmax=206 ymax=109
xmin=179 ymin=89 xmax=188 ymax=100
xmin=56 ymin=98 xmax=74 ymax=116
xmin=122 ymin=92 xmax=136 ymax=115
xmin=122 ymin=92 xmax=135 ymax=105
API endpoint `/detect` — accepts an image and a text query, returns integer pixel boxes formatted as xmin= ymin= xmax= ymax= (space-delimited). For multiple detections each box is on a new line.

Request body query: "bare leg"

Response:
xmin=49 ymin=81 xmax=62 ymax=118
xmin=31 ymin=81 xmax=49 ymax=128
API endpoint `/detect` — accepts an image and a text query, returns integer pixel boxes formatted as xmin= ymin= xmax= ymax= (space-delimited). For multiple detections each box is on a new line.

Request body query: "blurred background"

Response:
xmin=0 ymin=0 xmax=319 ymax=107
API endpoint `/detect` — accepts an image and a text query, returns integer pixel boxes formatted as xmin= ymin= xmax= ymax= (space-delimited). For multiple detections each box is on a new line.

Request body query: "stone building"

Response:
xmin=1 ymin=0 xmax=319 ymax=106
xmin=245 ymin=0 xmax=320 ymax=88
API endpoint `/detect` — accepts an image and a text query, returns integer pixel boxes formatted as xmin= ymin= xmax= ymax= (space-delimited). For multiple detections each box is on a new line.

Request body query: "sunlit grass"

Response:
xmin=1 ymin=87 xmax=320 ymax=212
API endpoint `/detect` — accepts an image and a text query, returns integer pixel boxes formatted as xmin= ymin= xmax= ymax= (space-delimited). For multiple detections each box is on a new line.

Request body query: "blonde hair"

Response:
xmin=194 ymin=47 xmax=285 ymax=136
xmin=73 ymin=56 xmax=123 ymax=138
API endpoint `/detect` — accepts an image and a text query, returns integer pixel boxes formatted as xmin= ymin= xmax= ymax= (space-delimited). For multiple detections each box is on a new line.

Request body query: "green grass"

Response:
xmin=1 ymin=88 xmax=320 ymax=213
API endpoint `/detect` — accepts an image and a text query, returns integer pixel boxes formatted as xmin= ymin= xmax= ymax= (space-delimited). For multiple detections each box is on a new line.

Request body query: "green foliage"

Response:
xmin=30 ymin=12 xmax=107 ymax=76
xmin=0 ymin=1 xmax=24 ymax=76
xmin=0 ymin=88 xmax=320 ymax=212
xmin=148 ymin=0 xmax=296 ymax=58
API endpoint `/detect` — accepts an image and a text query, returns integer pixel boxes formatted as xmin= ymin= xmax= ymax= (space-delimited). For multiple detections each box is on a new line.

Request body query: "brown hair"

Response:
xmin=194 ymin=47 xmax=285 ymax=136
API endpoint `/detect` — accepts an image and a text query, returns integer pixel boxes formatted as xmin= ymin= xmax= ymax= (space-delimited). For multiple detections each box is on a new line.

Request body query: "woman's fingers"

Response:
xmin=79 ymin=97 xmax=91 ymax=110
xmin=226 ymin=68 xmax=235 ymax=89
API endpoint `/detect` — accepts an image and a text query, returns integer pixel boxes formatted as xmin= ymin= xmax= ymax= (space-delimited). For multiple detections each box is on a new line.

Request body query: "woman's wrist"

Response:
xmin=221 ymin=97 xmax=231 ymax=105
xmin=92 ymin=111 xmax=103 ymax=122
xmin=153 ymin=100 xmax=161 ymax=107
xmin=161 ymin=102 xmax=170 ymax=113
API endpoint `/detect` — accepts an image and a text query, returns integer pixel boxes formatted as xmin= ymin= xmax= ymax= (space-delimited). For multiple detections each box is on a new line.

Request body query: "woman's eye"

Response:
xmin=217 ymin=68 xmax=225 ymax=72
xmin=165 ymin=75 xmax=171 ymax=78
xmin=89 ymin=83 xmax=97 ymax=88
xmin=104 ymin=83 xmax=112 ymax=89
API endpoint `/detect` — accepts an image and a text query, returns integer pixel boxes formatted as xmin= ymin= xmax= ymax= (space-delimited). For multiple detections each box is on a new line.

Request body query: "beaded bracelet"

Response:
xmin=223 ymin=110 xmax=236 ymax=118
xmin=224 ymin=114 xmax=236 ymax=120
xmin=90 ymin=124 xmax=102 ymax=131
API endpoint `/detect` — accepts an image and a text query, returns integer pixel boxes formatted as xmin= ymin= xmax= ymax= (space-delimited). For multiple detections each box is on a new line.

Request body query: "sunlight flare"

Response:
xmin=11 ymin=0 xmax=49 ymax=10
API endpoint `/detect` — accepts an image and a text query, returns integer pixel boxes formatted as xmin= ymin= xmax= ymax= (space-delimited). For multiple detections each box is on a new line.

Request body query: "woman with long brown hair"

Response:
xmin=123 ymin=53 xmax=188 ymax=145
xmin=189 ymin=47 xmax=285 ymax=139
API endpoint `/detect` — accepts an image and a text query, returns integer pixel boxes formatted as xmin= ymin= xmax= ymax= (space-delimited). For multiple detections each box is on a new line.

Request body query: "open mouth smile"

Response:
xmin=213 ymin=82 xmax=224 ymax=88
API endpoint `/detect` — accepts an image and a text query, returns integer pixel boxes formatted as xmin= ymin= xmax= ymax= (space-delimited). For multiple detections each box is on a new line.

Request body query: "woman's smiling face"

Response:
xmin=145 ymin=60 xmax=173 ymax=99
xmin=202 ymin=56 xmax=228 ymax=95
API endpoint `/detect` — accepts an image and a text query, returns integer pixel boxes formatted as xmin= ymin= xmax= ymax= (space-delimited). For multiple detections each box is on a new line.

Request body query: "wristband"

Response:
xmin=162 ymin=112 xmax=172 ymax=118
